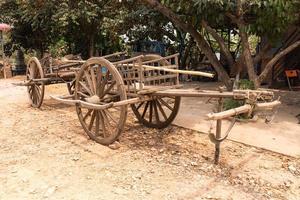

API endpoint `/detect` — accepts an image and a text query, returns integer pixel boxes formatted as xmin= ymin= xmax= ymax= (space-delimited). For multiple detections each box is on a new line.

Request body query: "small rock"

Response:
xmin=148 ymin=140 xmax=155 ymax=146
xmin=108 ymin=141 xmax=121 ymax=150
xmin=266 ymin=190 xmax=272 ymax=196
xmin=29 ymin=188 xmax=38 ymax=194
xmin=191 ymin=162 xmax=198 ymax=166
xmin=21 ymin=178 xmax=28 ymax=183
xmin=150 ymin=147 xmax=156 ymax=151
xmin=66 ymin=135 xmax=72 ymax=139
xmin=113 ymin=188 xmax=129 ymax=195
xmin=133 ymin=174 xmax=142 ymax=180
xmin=72 ymin=156 xmax=80 ymax=161
xmin=288 ymin=165 xmax=297 ymax=173
xmin=43 ymin=186 xmax=57 ymax=198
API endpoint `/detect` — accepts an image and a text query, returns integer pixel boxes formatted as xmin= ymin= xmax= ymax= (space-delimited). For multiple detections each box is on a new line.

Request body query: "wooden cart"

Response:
xmin=19 ymin=53 xmax=281 ymax=163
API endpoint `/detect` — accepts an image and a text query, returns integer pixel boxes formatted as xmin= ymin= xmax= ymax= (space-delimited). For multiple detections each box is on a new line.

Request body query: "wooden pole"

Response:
xmin=140 ymin=65 xmax=215 ymax=78
xmin=214 ymin=98 xmax=223 ymax=164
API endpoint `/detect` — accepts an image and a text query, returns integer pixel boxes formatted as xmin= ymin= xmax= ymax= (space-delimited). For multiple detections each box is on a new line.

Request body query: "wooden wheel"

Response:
xmin=26 ymin=57 xmax=45 ymax=108
xmin=131 ymin=96 xmax=181 ymax=129
xmin=75 ymin=57 xmax=127 ymax=145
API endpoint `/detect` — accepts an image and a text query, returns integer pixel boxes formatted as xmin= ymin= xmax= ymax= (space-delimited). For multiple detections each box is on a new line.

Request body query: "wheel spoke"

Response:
xmin=95 ymin=111 xmax=100 ymax=136
xmin=158 ymin=98 xmax=173 ymax=111
xmin=153 ymin=100 xmax=160 ymax=123
xmin=79 ymin=81 xmax=92 ymax=96
xmin=78 ymin=91 xmax=89 ymax=98
xmin=136 ymin=102 xmax=144 ymax=111
xmin=149 ymin=101 xmax=153 ymax=123
xmin=96 ymin=66 xmax=103 ymax=96
xmin=34 ymin=85 xmax=41 ymax=101
xmin=90 ymin=67 xmax=97 ymax=93
xmin=31 ymin=86 xmax=36 ymax=102
xmin=83 ymin=109 xmax=93 ymax=122
xmin=156 ymin=99 xmax=168 ymax=121
xmin=103 ymin=110 xmax=117 ymax=125
xmin=100 ymin=81 xmax=116 ymax=98
xmin=28 ymin=86 xmax=33 ymax=95
xmin=99 ymin=70 xmax=110 ymax=97
xmin=88 ymin=110 xmax=96 ymax=131
xmin=84 ymin=70 xmax=94 ymax=95
xmin=99 ymin=111 xmax=108 ymax=138
xmin=141 ymin=101 xmax=149 ymax=119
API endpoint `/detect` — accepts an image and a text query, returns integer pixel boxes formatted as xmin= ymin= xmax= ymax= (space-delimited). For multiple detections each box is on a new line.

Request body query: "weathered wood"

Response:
xmin=142 ymin=53 xmax=179 ymax=64
xmin=255 ymin=100 xmax=281 ymax=110
xmin=154 ymin=89 xmax=246 ymax=98
xmin=207 ymin=104 xmax=252 ymax=120
xmin=137 ymin=85 xmax=183 ymax=95
xmin=140 ymin=65 xmax=215 ymax=78
xmin=50 ymin=95 xmax=152 ymax=110
xmin=102 ymin=51 xmax=127 ymax=59
xmin=144 ymin=74 xmax=178 ymax=82
xmin=113 ymin=55 xmax=144 ymax=65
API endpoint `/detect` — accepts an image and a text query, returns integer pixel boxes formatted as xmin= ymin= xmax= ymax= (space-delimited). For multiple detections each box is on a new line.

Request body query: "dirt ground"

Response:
xmin=0 ymin=77 xmax=300 ymax=200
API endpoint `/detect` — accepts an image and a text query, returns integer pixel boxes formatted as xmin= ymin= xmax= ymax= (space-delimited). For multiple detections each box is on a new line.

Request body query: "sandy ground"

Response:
xmin=0 ymin=77 xmax=300 ymax=200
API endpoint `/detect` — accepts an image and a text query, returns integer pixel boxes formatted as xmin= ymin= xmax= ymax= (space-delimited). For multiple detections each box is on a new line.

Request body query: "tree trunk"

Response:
xmin=238 ymin=23 xmax=259 ymax=88
xmin=142 ymin=0 xmax=232 ymax=90
xmin=89 ymin=34 xmax=95 ymax=57
xmin=257 ymin=40 xmax=300 ymax=85
xmin=202 ymin=20 xmax=235 ymax=68
xmin=181 ymin=37 xmax=194 ymax=69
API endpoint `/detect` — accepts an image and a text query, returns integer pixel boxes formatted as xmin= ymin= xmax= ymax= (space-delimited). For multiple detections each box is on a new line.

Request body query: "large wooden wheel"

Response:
xmin=75 ymin=57 xmax=127 ymax=145
xmin=131 ymin=96 xmax=181 ymax=129
xmin=26 ymin=57 xmax=45 ymax=108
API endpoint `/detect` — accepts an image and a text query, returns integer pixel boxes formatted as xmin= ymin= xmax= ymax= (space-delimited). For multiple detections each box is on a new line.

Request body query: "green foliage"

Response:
xmin=223 ymin=78 xmax=255 ymax=118
xmin=0 ymin=0 xmax=124 ymax=58
xmin=238 ymin=79 xmax=255 ymax=90
xmin=48 ymin=39 xmax=68 ymax=58
xmin=223 ymin=98 xmax=244 ymax=111
xmin=192 ymin=0 xmax=299 ymax=40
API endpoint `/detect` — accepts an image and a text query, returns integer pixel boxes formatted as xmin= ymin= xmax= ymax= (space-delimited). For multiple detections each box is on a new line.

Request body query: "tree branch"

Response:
xmin=201 ymin=20 xmax=235 ymax=68
xmin=253 ymin=43 xmax=272 ymax=65
xmin=257 ymin=40 xmax=300 ymax=84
